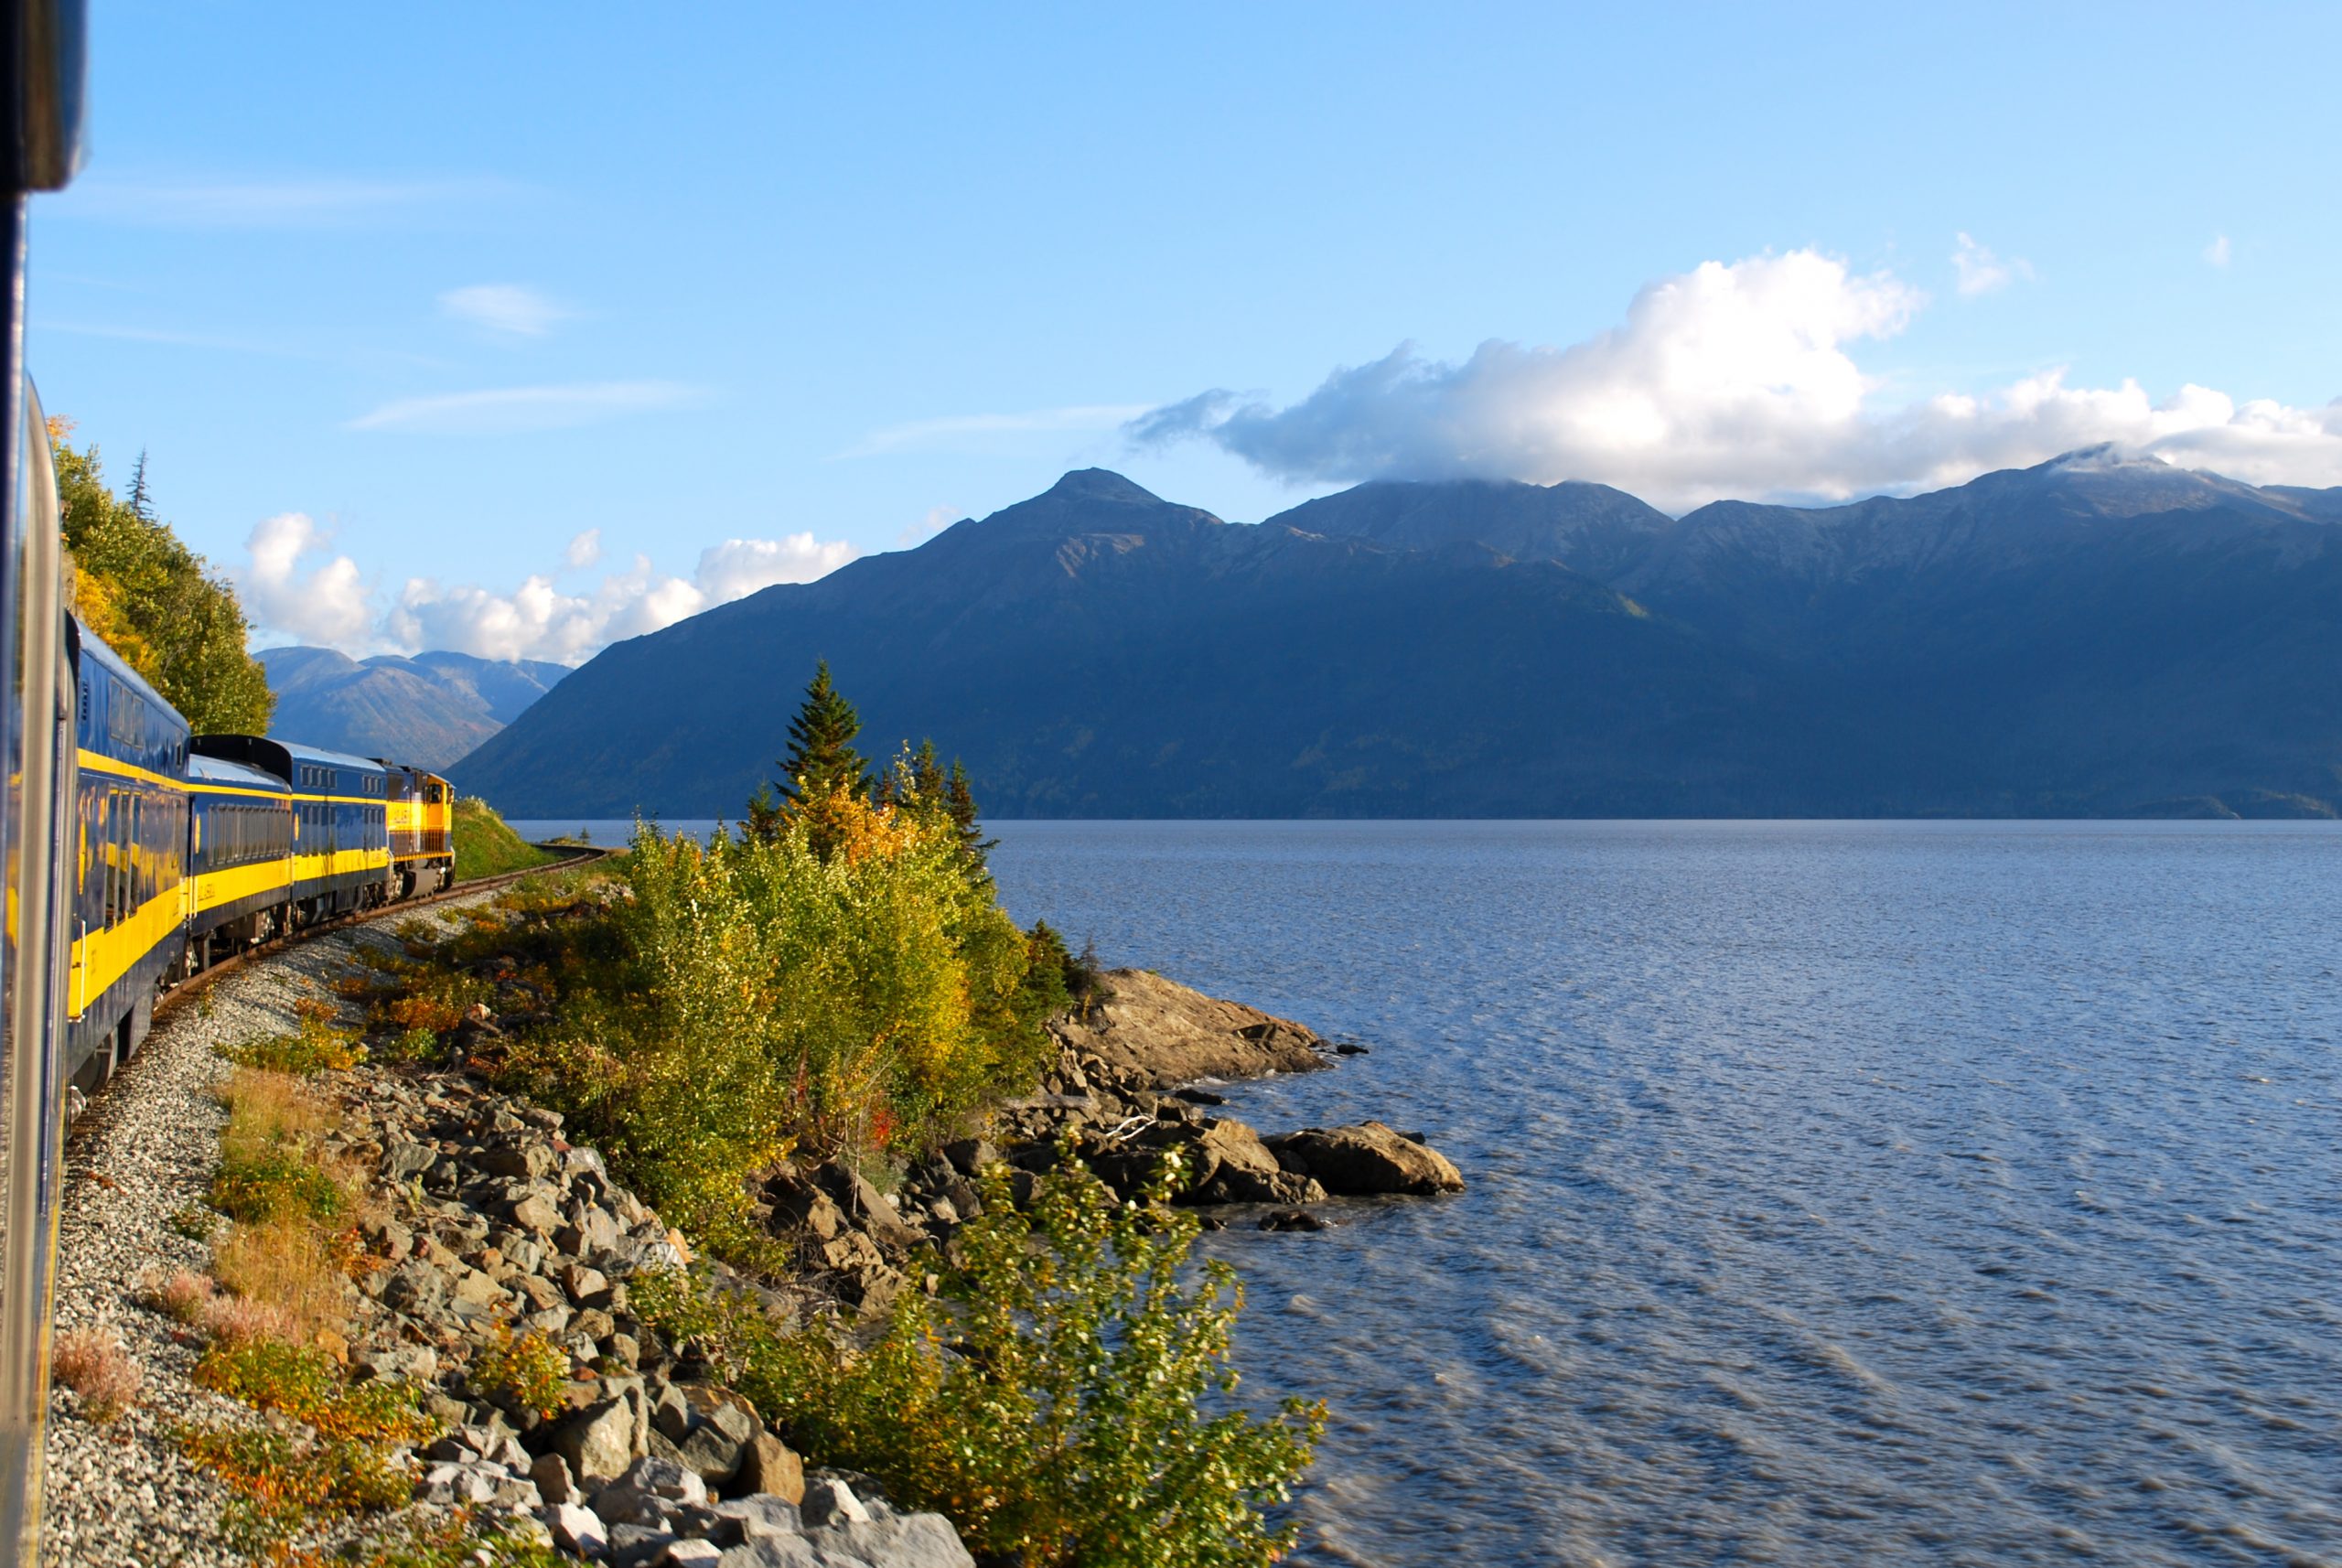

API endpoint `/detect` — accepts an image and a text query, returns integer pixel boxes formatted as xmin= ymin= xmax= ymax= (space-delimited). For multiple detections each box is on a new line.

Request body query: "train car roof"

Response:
xmin=192 ymin=735 xmax=394 ymax=781
xmin=70 ymin=615 xmax=190 ymax=734
xmin=273 ymin=740 xmax=392 ymax=775
xmin=372 ymin=758 xmax=454 ymax=784
xmin=187 ymin=753 xmax=291 ymax=793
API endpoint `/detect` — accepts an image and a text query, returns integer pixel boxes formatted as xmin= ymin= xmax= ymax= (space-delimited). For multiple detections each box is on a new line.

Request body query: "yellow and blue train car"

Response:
xmin=186 ymin=750 xmax=294 ymax=967
xmin=65 ymin=620 xmax=192 ymax=1092
xmin=189 ymin=736 xmax=393 ymax=922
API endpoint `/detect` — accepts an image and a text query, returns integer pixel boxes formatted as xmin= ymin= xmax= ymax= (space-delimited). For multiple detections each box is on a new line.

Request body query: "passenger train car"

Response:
xmin=59 ymin=666 xmax=458 ymax=1097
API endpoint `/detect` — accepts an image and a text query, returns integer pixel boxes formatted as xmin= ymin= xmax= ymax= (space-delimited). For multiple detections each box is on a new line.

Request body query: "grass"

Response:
xmin=52 ymin=1327 xmax=142 ymax=1424
xmin=179 ymin=1060 xmax=438 ymax=1555
xmin=209 ymin=1068 xmax=353 ymax=1229
xmin=452 ymin=796 xmax=557 ymax=882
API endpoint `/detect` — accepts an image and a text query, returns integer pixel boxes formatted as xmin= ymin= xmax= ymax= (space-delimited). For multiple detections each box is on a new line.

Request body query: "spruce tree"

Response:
xmin=125 ymin=448 xmax=154 ymax=522
xmin=778 ymin=660 xmax=870 ymax=804
xmin=944 ymin=759 xmax=995 ymax=868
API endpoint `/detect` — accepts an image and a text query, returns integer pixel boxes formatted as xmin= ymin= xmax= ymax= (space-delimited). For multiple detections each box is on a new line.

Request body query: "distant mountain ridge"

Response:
xmin=452 ymin=456 xmax=2342 ymax=819
xmin=258 ymin=647 xmax=570 ymax=771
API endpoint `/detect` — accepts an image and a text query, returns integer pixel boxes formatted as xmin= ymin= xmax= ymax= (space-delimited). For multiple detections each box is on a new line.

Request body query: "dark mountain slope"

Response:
xmin=455 ymin=457 xmax=2342 ymax=819
xmin=454 ymin=471 xmax=1845 ymax=817
xmin=1262 ymin=477 xmax=1674 ymax=582
xmin=261 ymin=647 xmax=570 ymax=770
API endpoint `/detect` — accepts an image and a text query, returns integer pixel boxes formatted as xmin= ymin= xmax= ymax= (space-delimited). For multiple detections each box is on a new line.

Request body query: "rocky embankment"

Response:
xmin=46 ymin=937 xmax=1453 ymax=1567
xmin=338 ymin=1069 xmax=970 ymax=1567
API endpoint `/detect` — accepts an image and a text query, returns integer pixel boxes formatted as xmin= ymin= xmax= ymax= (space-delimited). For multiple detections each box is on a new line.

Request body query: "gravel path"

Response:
xmin=39 ymin=895 xmax=498 ymax=1567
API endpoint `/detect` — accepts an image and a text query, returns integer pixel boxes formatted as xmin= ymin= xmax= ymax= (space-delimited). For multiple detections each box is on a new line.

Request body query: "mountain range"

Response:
xmin=259 ymin=647 xmax=570 ymax=771
xmin=449 ymin=451 xmax=2342 ymax=819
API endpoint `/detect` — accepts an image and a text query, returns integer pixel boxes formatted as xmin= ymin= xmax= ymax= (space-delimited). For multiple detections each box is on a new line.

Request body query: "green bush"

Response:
xmin=209 ymin=1146 xmax=346 ymax=1226
xmin=637 ymin=1156 xmax=1325 ymax=1568
xmin=497 ymin=805 xmax=1059 ymax=1246
xmin=470 ymin=1326 xmax=569 ymax=1419
xmin=223 ymin=1015 xmax=365 ymax=1074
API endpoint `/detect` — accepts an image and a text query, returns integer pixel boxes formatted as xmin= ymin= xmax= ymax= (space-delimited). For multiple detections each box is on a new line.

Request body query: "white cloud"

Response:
xmin=693 ymin=535 xmax=860 ymax=603
xmin=835 ymin=403 xmax=1152 ymax=459
xmin=234 ymin=513 xmax=375 ymax=648
xmin=439 ymin=284 xmax=569 ymax=338
xmin=2205 ymin=233 xmax=2232 ymax=267
xmin=1951 ymin=231 xmax=2030 ymax=296
xmin=346 ymin=380 xmax=704 ymax=435
xmin=238 ymin=516 xmax=857 ymax=663
xmin=1130 ymin=248 xmax=2342 ymax=510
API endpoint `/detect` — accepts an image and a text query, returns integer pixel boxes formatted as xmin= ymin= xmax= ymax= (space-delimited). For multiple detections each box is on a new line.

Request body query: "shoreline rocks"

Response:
xmin=1044 ymin=968 xmax=1334 ymax=1087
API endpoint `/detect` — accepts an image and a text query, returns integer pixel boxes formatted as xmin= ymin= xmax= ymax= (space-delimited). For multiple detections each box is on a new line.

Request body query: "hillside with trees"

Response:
xmin=50 ymin=422 xmax=274 ymax=736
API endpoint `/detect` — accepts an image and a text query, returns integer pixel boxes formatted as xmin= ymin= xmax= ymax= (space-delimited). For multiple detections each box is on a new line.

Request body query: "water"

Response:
xmin=519 ymin=817 xmax=2342 ymax=1564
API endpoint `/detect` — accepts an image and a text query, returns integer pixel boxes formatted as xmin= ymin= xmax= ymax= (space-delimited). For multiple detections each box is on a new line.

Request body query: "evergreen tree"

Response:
xmin=125 ymin=448 xmax=154 ymax=522
xmin=744 ymin=781 xmax=786 ymax=845
xmin=778 ymin=660 xmax=870 ymax=805
xmin=944 ymin=759 xmax=995 ymax=868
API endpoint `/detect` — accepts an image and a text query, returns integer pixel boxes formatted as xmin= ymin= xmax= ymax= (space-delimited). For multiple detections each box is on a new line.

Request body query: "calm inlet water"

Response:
xmin=977 ymin=822 xmax=2342 ymax=1568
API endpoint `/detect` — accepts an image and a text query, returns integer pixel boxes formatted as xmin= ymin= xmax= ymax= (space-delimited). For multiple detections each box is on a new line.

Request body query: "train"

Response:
xmin=65 ymin=621 xmax=457 ymax=1101
xmin=0 ymin=5 xmax=470 ymax=1549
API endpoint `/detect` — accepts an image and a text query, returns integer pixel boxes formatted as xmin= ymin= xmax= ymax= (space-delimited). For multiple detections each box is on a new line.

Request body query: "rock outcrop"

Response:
xmin=1266 ymin=1122 xmax=1466 ymax=1196
xmin=1045 ymin=969 xmax=1331 ymax=1087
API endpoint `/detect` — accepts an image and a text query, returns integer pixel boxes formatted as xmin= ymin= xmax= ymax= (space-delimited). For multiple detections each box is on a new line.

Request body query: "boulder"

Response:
xmin=1265 ymin=1121 xmax=1464 ymax=1196
xmin=711 ymin=1492 xmax=801 ymax=1541
xmin=1260 ymin=1209 xmax=1328 ymax=1232
xmin=732 ymin=1434 xmax=804 ymax=1505
xmin=939 ymin=1138 xmax=997 ymax=1177
xmin=543 ymin=1501 xmax=607 ymax=1556
xmin=532 ymin=1452 xmax=577 ymax=1506
xmin=552 ymin=1398 xmax=638 ymax=1482
xmin=1046 ymin=969 xmax=1331 ymax=1088
xmin=808 ymin=1162 xmax=924 ymax=1252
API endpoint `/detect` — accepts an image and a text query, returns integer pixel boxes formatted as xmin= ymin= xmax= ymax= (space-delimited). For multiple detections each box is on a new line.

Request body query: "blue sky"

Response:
xmin=28 ymin=2 xmax=2342 ymax=661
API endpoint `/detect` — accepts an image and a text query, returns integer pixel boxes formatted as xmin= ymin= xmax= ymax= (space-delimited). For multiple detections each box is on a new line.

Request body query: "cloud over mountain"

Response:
xmin=1131 ymin=249 xmax=2342 ymax=511
xmin=236 ymin=515 xmax=857 ymax=663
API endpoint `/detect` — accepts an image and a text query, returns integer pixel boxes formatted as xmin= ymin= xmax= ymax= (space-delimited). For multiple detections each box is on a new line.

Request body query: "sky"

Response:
xmin=28 ymin=2 xmax=2342 ymax=664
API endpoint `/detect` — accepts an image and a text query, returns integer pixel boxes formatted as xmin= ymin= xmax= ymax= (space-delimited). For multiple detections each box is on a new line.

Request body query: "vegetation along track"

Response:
xmin=143 ymin=843 xmax=613 ymax=1036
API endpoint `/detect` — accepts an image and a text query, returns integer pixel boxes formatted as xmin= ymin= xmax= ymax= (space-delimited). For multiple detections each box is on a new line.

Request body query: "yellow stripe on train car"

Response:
xmin=68 ymin=878 xmax=187 ymax=1020
xmin=192 ymin=858 xmax=295 ymax=913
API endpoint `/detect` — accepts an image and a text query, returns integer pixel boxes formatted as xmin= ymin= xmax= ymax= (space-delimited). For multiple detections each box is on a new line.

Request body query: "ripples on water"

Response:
xmin=969 ymin=821 xmax=2342 ymax=1568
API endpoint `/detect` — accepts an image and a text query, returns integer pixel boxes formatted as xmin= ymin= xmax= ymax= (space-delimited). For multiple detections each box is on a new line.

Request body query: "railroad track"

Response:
xmin=149 ymin=843 xmax=617 ymax=1026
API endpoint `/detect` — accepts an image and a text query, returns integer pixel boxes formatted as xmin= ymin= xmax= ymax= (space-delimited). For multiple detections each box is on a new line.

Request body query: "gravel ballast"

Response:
xmin=38 ymin=897 xmax=500 ymax=1566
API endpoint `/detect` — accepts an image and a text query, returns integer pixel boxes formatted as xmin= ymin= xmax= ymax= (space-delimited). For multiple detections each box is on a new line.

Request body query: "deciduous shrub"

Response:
xmin=225 ymin=1015 xmax=365 ymax=1074
xmin=177 ymin=1423 xmax=418 ymax=1552
xmin=495 ymin=800 xmax=1062 ymax=1246
xmin=195 ymin=1340 xmax=435 ymax=1444
xmin=469 ymin=1326 xmax=568 ymax=1420
xmin=638 ymin=1157 xmax=1325 ymax=1568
